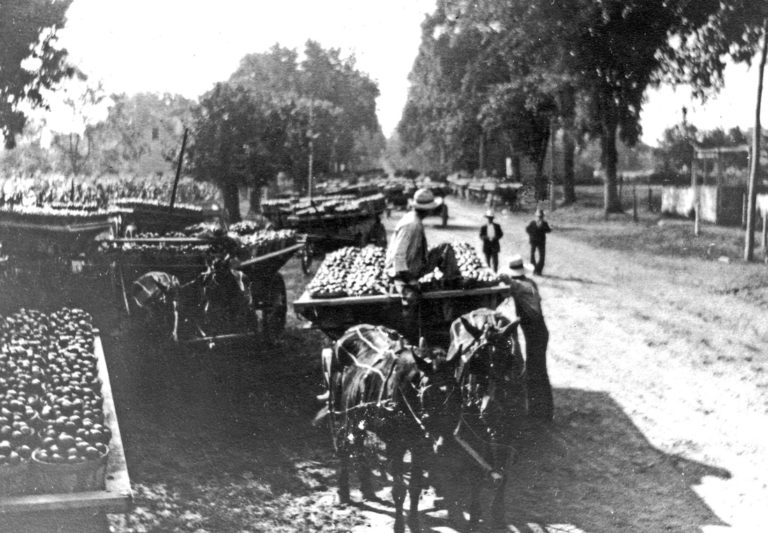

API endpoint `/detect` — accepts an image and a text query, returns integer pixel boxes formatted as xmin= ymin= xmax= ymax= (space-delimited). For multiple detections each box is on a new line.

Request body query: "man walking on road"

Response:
xmin=526 ymin=208 xmax=551 ymax=275
xmin=479 ymin=209 xmax=503 ymax=272
xmin=500 ymin=255 xmax=553 ymax=421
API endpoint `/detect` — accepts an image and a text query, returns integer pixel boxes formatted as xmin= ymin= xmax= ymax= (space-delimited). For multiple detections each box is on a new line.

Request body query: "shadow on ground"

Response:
xmin=345 ymin=388 xmax=730 ymax=533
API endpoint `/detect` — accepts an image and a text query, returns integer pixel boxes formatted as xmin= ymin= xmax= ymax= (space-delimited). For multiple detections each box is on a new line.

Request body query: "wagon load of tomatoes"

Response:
xmin=0 ymin=204 xmax=120 ymax=226
xmin=305 ymin=241 xmax=498 ymax=299
xmin=103 ymin=228 xmax=297 ymax=263
xmin=112 ymin=197 xmax=207 ymax=215
xmin=0 ymin=307 xmax=111 ymax=495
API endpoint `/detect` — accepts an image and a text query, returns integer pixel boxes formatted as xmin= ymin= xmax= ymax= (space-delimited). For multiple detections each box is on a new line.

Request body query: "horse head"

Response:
xmin=410 ymin=338 xmax=460 ymax=438
xmin=452 ymin=312 xmax=527 ymax=429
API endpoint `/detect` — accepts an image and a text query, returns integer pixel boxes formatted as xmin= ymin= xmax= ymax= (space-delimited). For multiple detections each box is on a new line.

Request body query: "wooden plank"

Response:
xmin=234 ymin=242 xmax=304 ymax=269
xmin=0 ymin=333 xmax=132 ymax=514
xmin=293 ymin=284 xmax=510 ymax=311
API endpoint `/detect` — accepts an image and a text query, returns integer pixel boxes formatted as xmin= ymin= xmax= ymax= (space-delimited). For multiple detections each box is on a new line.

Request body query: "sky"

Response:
xmin=48 ymin=0 xmax=768 ymax=147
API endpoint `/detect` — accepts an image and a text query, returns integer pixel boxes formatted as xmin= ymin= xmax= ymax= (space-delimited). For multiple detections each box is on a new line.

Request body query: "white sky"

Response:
xmin=47 ymin=0 xmax=767 ymax=147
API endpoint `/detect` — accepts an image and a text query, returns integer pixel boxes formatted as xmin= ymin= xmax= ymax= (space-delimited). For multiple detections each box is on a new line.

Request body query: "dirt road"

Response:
xmin=4 ymin=195 xmax=763 ymax=532
xmin=357 ymin=197 xmax=767 ymax=532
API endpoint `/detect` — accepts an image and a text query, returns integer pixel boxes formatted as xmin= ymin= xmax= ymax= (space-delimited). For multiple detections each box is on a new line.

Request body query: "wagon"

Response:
xmin=111 ymin=199 xmax=224 ymax=235
xmin=105 ymin=236 xmax=303 ymax=346
xmin=293 ymin=284 xmax=510 ymax=349
xmin=0 ymin=207 xmax=121 ymax=280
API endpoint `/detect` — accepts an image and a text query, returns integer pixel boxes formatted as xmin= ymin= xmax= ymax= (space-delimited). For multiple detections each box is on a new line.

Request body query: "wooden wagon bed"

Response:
xmin=293 ymin=284 xmax=511 ymax=348
xmin=0 ymin=333 xmax=132 ymax=515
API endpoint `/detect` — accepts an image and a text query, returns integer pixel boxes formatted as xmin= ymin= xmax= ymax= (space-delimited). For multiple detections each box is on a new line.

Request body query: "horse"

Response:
xmin=318 ymin=324 xmax=460 ymax=533
xmin=436 ymin=309 xmax=527 ymax=528
xmin=197 ymin=255 xmax=254 ymax=334
xmin=130 ymin=256 xmax=255 ymax=342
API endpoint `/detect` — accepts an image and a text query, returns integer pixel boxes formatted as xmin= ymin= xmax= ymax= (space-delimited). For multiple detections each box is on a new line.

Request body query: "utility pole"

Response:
xmin=745 ymin=20 xmax=768 ymax=261
xmin=307 ymin=101 xmax=315 ymax=201
xmin=549 ymin=116 xmax=556 ymax=212
xmin=684 ymin=106 xmax=700 ymax=236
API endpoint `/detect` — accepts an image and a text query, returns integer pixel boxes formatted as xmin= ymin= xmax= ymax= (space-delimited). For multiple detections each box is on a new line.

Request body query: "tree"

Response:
xmin=0 ymin=0 xmax=77 ymax=148
xmin=229 ymin=41 xmax=383 ymax=190
xmin=187 ymin=83 xmax=262 ymax=222
xmin=93 ymin=92 xmax=194 ymax=175
xmin=49 ymin=83 xmax=108 ymax=176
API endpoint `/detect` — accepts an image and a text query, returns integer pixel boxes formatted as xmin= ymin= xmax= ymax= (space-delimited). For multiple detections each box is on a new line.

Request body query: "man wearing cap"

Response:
xmin=479 ymin=209 xmax=503 ymax=272
xmin=499 ymin=255 xmax=553 ymax=421
xmin=525 ymin=208 xmax=552 ymax=275
xmin=385 ymin=188 xmax=436 ymax=307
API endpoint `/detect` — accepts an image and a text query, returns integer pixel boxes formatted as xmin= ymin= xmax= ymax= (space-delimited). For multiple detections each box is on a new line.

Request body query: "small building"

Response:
xmin=661 ymin=145 xmax=749 ymax=226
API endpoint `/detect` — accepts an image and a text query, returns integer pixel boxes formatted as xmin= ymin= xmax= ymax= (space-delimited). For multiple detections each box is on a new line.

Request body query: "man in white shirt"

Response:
xmin=385 ymin=188 xmax=437 ymax=306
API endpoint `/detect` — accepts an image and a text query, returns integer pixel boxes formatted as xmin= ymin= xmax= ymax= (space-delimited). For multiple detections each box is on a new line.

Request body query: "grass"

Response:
xmin=550 ymin=185 xmax=766 ymax=262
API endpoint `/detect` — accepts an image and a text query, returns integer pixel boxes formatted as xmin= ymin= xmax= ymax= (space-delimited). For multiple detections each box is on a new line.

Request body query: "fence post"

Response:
xmin=742 ymin=193 xmax=748 ymax=229
xmin=762 ymin=212 xmax=768 ymax=251
xmin=549 ymin=180 xmax=556 ymax=212
xmin=694 ymin=201 xmax=700 ymax=236
xmin=647 ymin=185 xmax=653 ymax=212
xmin=633 ymin=185 xmax=638 ymax=222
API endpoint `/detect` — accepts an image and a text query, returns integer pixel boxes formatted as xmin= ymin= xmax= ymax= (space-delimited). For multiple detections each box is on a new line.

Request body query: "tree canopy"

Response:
xmin=396 ymin=0 xmax=768 ymax=212
xmin=187 ymin=41 xmax=384 ymax=220
xmin=0 ymin=0 xmax=76 ymax=148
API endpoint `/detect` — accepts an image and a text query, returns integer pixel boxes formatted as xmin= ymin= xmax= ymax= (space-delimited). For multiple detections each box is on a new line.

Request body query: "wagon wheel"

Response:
xmin=261 ymin=273 xmax=287 ymax=342
xmin=301 ymin=242 xmax=314 ymax=275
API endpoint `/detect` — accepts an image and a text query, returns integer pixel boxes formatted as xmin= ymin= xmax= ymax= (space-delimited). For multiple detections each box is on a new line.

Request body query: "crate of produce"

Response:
xmin=0 ymin=307 xmax=132 ymax=513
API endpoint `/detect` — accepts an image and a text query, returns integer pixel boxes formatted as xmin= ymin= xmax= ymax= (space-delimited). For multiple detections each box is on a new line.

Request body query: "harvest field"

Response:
xmin=2 ymin=188 xmax=767 ymax=532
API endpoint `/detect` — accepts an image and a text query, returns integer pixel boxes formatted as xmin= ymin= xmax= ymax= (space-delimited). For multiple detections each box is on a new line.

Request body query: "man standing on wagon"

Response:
xmin=385 ymin=188 xmax=437 ymax=308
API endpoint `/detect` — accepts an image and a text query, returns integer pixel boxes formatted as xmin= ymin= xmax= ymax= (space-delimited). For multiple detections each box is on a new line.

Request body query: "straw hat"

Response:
xmin=485 ymin=209 xmax=495 ymax=218
xmin=413 ymin=188 xmax=438 ymax=210
xmin=508 ymin=254 xmax=532 ymax=277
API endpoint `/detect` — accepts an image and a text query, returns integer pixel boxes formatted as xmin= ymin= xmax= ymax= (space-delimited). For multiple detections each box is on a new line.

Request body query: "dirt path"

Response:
xmin=357 ymin=198 xmax=767 ymax=532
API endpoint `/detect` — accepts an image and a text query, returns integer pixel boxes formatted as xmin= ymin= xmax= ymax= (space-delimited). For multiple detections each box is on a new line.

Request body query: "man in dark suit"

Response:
xmin=479 ymin=209 xmax=503 ymax=272
xmin=525 ymin=208 xmax=551 ymax=275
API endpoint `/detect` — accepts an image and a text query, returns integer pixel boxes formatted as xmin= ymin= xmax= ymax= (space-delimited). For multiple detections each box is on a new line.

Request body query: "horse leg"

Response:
xmin=338 ymin=437 xmax=352 ymax=505
xmin=390 ymin=444 xmax=406 ymax=533
xmin=490 ymin=474 xmax=508 ymax=529
xmin=354 ymin=429 xmax=376 ymax=500
xmin=468 ymin=475 xmax=482 ymax=528
xmin=407 ymin=449 xmax=423 ymax=533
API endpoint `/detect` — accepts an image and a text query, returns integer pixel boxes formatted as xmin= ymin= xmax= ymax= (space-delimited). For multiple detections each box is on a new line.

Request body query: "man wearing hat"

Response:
xmin=525 ymin=208 xmax=552 ymax=275
xmin=479 ymin=209 xmax=503 ymax=272
xmin=385 ymin=188 xmax=437 ymax=307
xmin=499 ymin=254 xmax=553 ymax=421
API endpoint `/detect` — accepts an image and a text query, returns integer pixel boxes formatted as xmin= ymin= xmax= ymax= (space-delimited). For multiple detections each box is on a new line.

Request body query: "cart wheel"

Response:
xmin=441 ymin=205 xmax=449 ymax=227
xmin=301 ymin=243 xmax=314 ymax=275
xmin=262 ymin=273 xmax=287 ymax=341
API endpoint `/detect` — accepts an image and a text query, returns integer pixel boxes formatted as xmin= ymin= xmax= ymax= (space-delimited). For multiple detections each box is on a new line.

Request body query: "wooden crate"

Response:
xmin=0 ymin=333 xmax=132 ymax=514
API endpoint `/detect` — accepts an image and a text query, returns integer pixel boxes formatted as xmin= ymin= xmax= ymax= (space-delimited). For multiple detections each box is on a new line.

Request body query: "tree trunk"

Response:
xmin=562 ymin=130 xmax=576 ymax=204
xmin=600 ymin=113 xmax=622 ymax=213
xmin=222 ymin=181 xmax=241 ymax=223
xmin=745 ymin=20 xmax=768 ymax=261
xmin=249 ymin=183 xmax=261 ymax=214
xmin=535 ymin=131 xmax=549 ymax=201
xmin=560 ymin=85 xmax=577 ymax=204
xmin=512 ymin=154 xmax=521 ymax=182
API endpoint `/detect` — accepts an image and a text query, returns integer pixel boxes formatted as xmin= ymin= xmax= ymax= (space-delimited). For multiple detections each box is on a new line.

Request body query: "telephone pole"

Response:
xmin=745 ymin=20 xmax=768 ymax=261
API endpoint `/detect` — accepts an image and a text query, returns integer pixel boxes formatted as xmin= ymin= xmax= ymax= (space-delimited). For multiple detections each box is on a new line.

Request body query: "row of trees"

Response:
xmin=1 ymin=91 xmax=194 ymax=177
xmin=187 ymin=42 xmax=385 ymax=220
xmin=0 ymin=0 xmax=386 ymax=222
xmin=396 ymin=0 xmax=768 ymax=213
